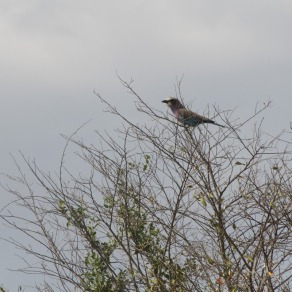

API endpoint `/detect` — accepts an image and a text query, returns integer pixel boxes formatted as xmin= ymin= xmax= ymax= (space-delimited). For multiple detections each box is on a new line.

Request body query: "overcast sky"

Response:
xmin=1 ymin=0 xmax=292 ymax=290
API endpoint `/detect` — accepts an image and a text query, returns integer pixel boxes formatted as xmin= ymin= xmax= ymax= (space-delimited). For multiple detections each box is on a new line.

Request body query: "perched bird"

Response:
xmin=162 ymin=97 xmax=225 ymax=127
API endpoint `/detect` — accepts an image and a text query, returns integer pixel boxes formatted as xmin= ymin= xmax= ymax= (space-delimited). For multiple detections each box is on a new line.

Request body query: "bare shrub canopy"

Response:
xmin=1 ymin=80 xmax=292 ymax=291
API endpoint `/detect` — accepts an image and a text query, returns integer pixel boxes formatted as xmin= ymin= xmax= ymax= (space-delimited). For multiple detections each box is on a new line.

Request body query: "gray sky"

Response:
xmin=1 ymin=0 xmax=292 ymax=290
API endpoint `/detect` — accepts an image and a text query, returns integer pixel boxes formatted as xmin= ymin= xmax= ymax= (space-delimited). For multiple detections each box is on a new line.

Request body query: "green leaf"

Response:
xmin=200 ymin=197 xmax=207 ymax=208
xmin=207 ymin=257 xmax=215 ymax=265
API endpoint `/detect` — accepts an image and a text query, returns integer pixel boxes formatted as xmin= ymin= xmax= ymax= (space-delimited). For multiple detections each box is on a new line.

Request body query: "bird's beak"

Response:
xmin=162 ymin=100 xmax=168 ymax=103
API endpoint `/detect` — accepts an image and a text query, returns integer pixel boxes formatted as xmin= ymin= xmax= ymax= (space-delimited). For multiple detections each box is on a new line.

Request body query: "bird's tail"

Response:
xmin=213 ymin=122 xmax=226 ymax=128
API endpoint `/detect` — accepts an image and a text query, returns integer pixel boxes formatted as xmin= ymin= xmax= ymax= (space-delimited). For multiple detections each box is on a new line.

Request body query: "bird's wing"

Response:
xmin=178 ymin=108 xmax=214 ymax=124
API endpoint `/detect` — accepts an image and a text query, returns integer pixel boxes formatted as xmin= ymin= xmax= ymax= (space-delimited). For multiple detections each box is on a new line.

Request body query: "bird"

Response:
xmin=162 ymin=97 xmax=225 ymax=128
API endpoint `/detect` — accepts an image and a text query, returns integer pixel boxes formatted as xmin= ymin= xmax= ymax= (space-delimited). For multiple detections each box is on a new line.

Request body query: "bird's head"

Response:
xmin=162 ymin=97 xmax=184 ymax=109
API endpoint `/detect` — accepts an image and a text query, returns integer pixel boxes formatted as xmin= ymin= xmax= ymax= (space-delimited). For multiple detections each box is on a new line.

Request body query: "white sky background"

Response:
xmin=1 ymin=0 xmax=292 ymax=290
